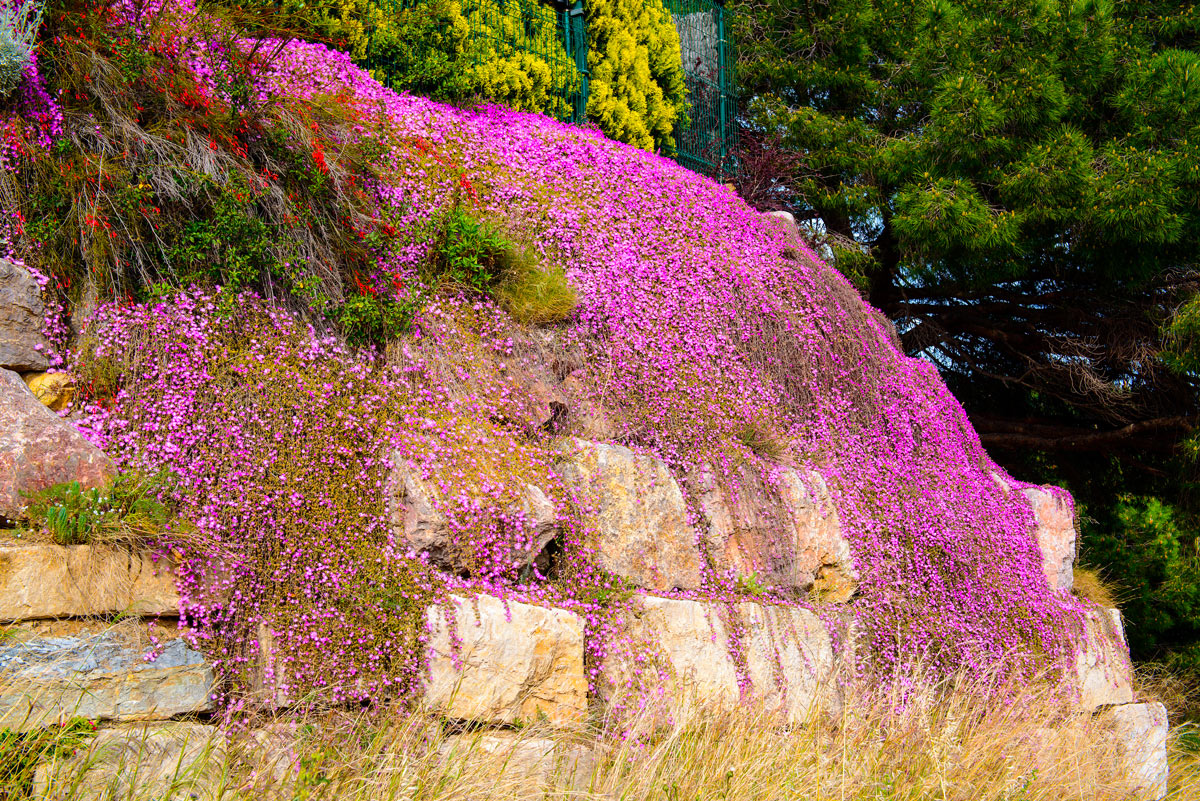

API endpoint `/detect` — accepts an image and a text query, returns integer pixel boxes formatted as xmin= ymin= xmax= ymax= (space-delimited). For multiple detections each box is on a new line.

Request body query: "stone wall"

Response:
xmin=0 ymin=256 xmax=1170 ymax=799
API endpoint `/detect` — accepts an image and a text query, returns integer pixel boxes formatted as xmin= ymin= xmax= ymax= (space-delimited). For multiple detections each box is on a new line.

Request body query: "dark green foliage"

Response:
xmin=732 ymin=0 xmax=1200 ymax=685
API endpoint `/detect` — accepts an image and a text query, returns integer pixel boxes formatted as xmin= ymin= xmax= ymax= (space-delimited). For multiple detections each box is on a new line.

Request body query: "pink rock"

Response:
xmin=0 ymin=368 xmax=115 ymax=521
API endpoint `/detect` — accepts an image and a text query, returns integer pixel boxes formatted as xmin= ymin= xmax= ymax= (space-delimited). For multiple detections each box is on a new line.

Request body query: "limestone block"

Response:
xmin=1023 ymin=485 xmax=1077 ymax=592
xmin=0 ymin=368 xmax=115 ymax=521
xmin=600 ymin=596 xmax=834 ymax=725
xmin=555 ymin=438 xmax=702 ymax=591
xmin=1100 ymin=702 xmax=1169 ymax=801
xmin=692 ymin=463 xmax=857 ymax=600
xmin=0 ymin=258 xmax=49 ymax=371
xmin=0 ymin=633 xmax=215 ymax=731
xmin=992 ymin=473 xmax=1077 ymax=592
xmin=739 ymin=600 xmax=838 ymax=721
xmin=34 ymin=722 xmax=226 ymax=800
xmin=424 ymin=594 xmax=588 ymax=728
xmin=440 ymin=732 xmax=598 ymax=797
xmin=387 ymin=459 xmax=559 ymax=573
xmin=764 ymin=210 xmax=801 ymax=243
xmin=1073 ymin=607 xmax=1133 ymax=712
xmin=0 ymin=542 xmax=179 ymax=621
xmin=23 ymin=370 xmax=74 ymax=411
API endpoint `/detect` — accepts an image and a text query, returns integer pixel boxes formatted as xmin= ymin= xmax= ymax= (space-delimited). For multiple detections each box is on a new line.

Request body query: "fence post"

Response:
xmin=716 ymin=2 xmax=728 ymax=169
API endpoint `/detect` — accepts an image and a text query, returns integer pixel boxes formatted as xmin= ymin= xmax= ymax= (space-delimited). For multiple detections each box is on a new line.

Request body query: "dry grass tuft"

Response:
xmin=1073 ymin=565 xmax=1121 ymax=609
xmin=6 ymin=664 xmax=1198 ymax=799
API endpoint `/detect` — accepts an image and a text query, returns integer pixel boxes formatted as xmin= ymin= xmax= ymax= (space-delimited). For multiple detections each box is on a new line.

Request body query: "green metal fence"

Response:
xmin=365 ymin=0 xmax=735 ymax=176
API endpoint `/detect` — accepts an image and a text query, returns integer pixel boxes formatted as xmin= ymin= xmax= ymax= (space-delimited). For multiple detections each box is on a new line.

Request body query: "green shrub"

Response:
xmin=423 ymin=205 xmax=522 ymax=290
xmin=333 ymin=288 xmax=425 ymax=346
xmin=21 ymin=472 xmax=178 ymax=548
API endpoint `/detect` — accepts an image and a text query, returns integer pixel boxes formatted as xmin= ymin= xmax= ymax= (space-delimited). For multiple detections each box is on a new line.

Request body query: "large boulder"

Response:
xmin=386 ymin=459 xmax=559 ymax=574
xmin=599 ymin=595 xmax=834 ymax=725
xmin=1073 ymin=607 xmax=1133 ymax=712
xmin=424 ymin=594 xmax=588 ymax=728
xmin=992 ymin=473 xmax=1077 ymax=592
xmin=692 ymin=462 xmax=857 ymax=601
xmin=0 ymin=632 xmax=215 ymax=731
xmin=0 ymin=368 xmax=115 ymax=521
xmin=34 ymin=722 xmax=225 ymax=800
xmin=0 ymin=258 xmax=49 ymax=372
xmin=555 ymin=438 xmax=702 ymax=591
xmin=0 ymin=542 xmax=179 ymax=621
xmin=1023 ymin=485 xmax=1078 ymax=592
xmin=1100 ymin=702 xmax=1169 ymax=801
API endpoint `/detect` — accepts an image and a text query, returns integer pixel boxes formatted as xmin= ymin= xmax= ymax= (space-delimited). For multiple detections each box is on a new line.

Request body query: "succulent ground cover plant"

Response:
xmin=1 ymin=0 xmax=1093 ymax=717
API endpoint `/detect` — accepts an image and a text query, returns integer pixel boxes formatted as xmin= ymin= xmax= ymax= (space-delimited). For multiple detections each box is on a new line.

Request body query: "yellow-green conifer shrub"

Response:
xmin=302 ymin=0 xmax=389 ymax=61
xmin=585 ymin=0 xmax=686 ymax=154
xmin=365 ymin=0 xmax=580 ymax=120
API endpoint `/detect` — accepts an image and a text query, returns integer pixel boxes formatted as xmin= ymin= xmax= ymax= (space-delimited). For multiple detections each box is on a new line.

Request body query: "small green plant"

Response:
xmin=424 ymin=206 xmax=521 ymax=291
xmin=0 ymin=719 xmax=95 ymax=799
xmin=734 ymin=422 xmax=784 ymax=460
xmin=21 ymin=472 xmax=177 ymax=547
xmin=735 ymin=572 xmax=768 ymax=597
xmin=333 ymin=288 xmax=425 ymax=346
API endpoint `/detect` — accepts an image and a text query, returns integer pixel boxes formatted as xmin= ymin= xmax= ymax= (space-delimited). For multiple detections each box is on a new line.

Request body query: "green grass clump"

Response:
xmin=0 ymin=719 xmax=96 ymax=799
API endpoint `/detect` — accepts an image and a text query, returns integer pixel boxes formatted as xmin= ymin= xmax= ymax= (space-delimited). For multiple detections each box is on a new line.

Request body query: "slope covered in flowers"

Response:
xmin=4 ymin=1 xmax=1087 ymax=705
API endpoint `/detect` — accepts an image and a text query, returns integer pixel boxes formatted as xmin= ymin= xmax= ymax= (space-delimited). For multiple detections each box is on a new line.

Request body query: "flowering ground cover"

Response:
xmin=1 ymin=0 xmax=1089 ymax=713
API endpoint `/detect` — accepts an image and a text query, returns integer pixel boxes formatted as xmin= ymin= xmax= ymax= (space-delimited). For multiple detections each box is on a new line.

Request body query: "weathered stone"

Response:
xmin=600 ymin=595 xmax=834 ymax=725
xmin=692 ymin=463 xmax=857 ymax=600
xmin=555 ymin=438 xmax=702 ymax=591
xmin=1100 ymin=702 xmax=1169 ymax=801
xmin=34 ymin=723 xmax=225 ymax=799
xmin=0 ymin=542 xmax=179 ymax=621
xmin=440 ymin=732 xmax=598 ymax=797
xmin=0 ymin=632 xmax=215 ymax=731
xmin=387 ymin=460 xmax=559 ymax=573
xmin=23 ymin=370 xmax=74 ymax=412
xmin=0 ymin=368 xmax=115 ymax=521
xmin=991 ymin=473 xmax=1077 ymax=592
xmin=424 ymin=594 xmax=587 ymax=728
xmin=764 ymin=210 xmax=801 ymax=244
xmin=1023 ymin=485 xmax=1077 ymax=592
xmin=1073 ymin=607 xmax=1133 ymax=712
xmin=0 ymin=258 xmax=49 ymax=371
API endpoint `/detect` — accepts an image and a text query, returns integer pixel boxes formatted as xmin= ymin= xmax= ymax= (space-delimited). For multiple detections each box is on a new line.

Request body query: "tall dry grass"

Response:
xmin=8 ymin=662 xmax=1199 ymax=800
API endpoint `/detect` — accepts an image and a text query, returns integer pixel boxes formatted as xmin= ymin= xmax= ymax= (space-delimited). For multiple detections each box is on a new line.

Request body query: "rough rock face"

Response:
xmin=991 ymin=473 xmax=1077 ymax=592
xmin=1073 ymin=607 xmax=1134 ymax=711
xmin=600 ymin=595 xmax=834 ymax=724
xmin=387 ymin=459 xmax=559 ymax=573
xmin=0 ymin=258 xmax=49 ymax=372
xmin=0 ymin=633 xmax=215 ymax=731
xmin=692 ymin=463 xmax=857 ymax=600
xmin=23 ymin=370 xmax=74 ymax=412
xmin=34 ymin=723 xmax=225 ymax=800
xmin=0 ymin=542 xmax=179 ymax=621
xmin=1101 ymin=702 xmax=1169 ymax=801
xmin=556 ymin=438 xmax=702 ymax=591
xmin=1022 ymin=485 xmax=1078 ymax=592
xmin=424 ymin=594 xmax=588 ymax=728
xmin=0 ymin=368 xmax=115 ymax=521
xmin=440 ymin=732 xmax=598 ymax=796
